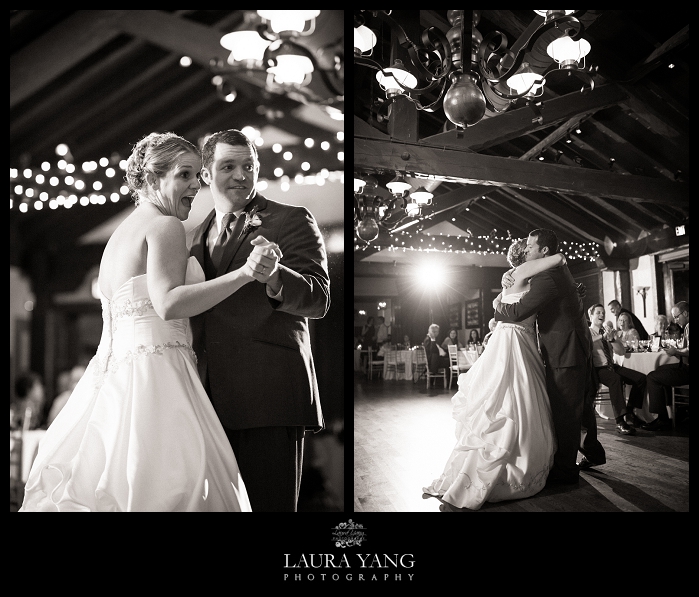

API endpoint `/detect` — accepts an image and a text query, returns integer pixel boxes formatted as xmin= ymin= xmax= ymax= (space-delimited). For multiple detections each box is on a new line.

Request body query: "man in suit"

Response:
xmin=187 ymin=129 xmax=330 ymax=511
xmin=495 ymin=229 xmax=597 ymax=484
xmin=608 ymin=299 xmax=649 ymax=341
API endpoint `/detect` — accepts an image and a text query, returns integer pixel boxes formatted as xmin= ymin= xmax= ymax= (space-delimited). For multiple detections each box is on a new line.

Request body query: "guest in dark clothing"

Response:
xmin=361 ymin=316 xmax=376 ymax=350
xmin=608 ymin=299 xmax=649 ymax=341
xmin=642 ymin=301 xmax=689 ymax=431
xmin=423 ymin=323 xmax=449 ymax=374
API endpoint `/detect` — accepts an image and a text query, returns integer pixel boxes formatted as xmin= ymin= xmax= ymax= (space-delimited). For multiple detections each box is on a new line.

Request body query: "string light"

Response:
xmin=353 ymin=232 xmax=600 ymax=262
xmin=12 ymin=129 xmax=343 ymax=212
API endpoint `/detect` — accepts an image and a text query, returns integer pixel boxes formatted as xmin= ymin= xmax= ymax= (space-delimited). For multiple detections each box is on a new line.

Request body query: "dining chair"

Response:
xmin=448 ymin=344 xmax=470 ymax=390
xmin=367 ymin=348 xmax=384 ymax=380
xmin=593 ymin=382 xmax=624 ymax=417
xmin=671 ymin=384 xmax=689 ymax=429
xmin=385 ymin=349 xmax=398 ymax=379
xmin=413 ymin=346 xmax=427 ymax=383
xmin=415 ymin=346 xmax=447 ymax=389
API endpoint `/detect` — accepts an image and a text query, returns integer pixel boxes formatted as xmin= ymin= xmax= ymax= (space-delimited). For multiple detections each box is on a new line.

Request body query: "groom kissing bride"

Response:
xmin=424 ymin=228 xmax=604 ymax=510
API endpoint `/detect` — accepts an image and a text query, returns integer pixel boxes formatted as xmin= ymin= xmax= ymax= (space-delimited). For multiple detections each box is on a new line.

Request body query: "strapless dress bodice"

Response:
xmin=95 ymin=257 xmax=204 ymax=372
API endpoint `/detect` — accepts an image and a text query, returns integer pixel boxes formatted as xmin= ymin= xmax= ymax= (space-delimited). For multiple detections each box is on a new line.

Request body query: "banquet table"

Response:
xmin=596 ymin=350 xmax=680 ymax=421
xmin=459 ymin=349 xmax=480 ymax=369
xmin=383 ymin=350 xmax=416 ymax=380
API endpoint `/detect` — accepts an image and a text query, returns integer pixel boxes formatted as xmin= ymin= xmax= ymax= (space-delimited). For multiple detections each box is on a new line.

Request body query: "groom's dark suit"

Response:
xmin=495 ymin=263 xmax=600 ymax=482
xmin=187 ymin=193 xmax=329 ymax=510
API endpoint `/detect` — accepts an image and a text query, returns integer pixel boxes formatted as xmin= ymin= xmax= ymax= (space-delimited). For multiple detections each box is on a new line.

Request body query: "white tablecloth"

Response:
xmin=459 ymin=349 xmax=479 ymax=369
xmin=384 ymin=350 xmax=416 ymax=380
xmin=596 ymin=350 xmax=680 ymax=421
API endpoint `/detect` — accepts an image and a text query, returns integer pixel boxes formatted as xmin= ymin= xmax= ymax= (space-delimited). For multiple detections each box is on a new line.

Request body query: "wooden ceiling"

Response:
xmin=353 ymin=10 xmax=689 ymax=267
xmin=10 ymin=10 xmax=344 ymax=285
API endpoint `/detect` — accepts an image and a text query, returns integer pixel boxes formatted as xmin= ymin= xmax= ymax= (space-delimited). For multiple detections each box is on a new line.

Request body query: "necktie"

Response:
xmin=601 ymin=336 xmax=614 ymax=369
xmin=211 ymin=213 xmax=236 ymax=269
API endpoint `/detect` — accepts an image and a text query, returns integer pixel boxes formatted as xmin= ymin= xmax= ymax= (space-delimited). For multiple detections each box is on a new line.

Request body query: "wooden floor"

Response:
xmin=354 ymin=375 xmax=689 ymax=512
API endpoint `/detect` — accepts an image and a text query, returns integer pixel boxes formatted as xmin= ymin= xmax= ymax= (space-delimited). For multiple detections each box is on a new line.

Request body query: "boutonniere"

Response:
xmin=239 ymin=206 xmax=262 ymax=238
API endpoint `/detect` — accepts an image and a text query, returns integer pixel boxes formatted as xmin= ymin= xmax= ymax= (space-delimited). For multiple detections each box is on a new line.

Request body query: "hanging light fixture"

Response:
xmin=546 ymin=36 xmax=592 ymax=68
xmin=354 ymin=174 xmax=367 ymax=193
xmin=506 ymin=62 xmax=546 ymax=98
xmin=386 ymin=172 xmax=411 ymax=196
xmin=411 ymin=186 xmax=434 ymax=205
xmin=405 ymin=197 xmax=421 ymax=217
xmin=256 ymin=10 xmax=320 ymax=35
xmin=354 ymin=25 xmax=377 ymax=56
xmin=210 ymin=10 xmax=343 ymax=106
xmin=266 ymin=41 xmax=314 ymax=86
xmin=375 ymin=59 xmax=418 ymax=99
xmin=355 ymin=9 xmax=596 ymax=127
xmin=219 ymin=12 xmax=271 ymax=67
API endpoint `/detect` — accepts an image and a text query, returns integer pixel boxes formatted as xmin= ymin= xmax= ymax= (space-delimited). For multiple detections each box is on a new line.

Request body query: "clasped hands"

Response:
xmin=244 ymin=236 xmax=282 ymax=284
xmin=500 ymin=270 xmax=587 ymax=297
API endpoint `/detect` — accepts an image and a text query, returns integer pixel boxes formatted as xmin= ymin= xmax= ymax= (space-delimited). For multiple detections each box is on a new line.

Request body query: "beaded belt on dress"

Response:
xmin=498 ymin=322 xmax=536 ymax=335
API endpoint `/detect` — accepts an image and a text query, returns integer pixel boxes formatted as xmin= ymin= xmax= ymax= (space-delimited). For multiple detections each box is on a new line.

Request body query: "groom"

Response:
xmin=495 ymin=229 xmax=603 ymax=484
xmin=188 ymin=129 xmax=330 ymax=511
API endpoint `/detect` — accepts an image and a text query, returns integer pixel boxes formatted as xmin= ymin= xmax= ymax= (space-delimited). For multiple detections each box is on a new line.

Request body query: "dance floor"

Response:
xmin=354 ymin=376 xmax=689 ymax=512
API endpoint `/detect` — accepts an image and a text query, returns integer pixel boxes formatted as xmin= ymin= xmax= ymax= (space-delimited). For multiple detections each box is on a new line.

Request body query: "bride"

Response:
xmin=422 ymin=239 xmax=565 ymax=510
xmin=20 ymin=132 xmax=276 ymax=512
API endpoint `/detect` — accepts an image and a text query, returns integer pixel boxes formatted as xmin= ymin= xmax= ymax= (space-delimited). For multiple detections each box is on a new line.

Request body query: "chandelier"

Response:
xmin=210 ymin=11 xmax=343 ymax=112
xmin=354 ymin=9 xmax=596 ymax=128
xmin=354 ymin=172 xmax=436 ymax=243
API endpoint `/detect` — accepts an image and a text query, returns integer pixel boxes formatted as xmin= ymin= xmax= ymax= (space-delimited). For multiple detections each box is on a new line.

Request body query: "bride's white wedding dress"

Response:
xmin=20 ymin=257 xmax=251 ymax=512
xmin=423 ymin=291 xmax=555 ymax=510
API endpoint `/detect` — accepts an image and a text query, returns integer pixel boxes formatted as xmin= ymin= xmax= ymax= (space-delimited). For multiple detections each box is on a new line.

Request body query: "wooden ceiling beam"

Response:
xmin=420 ymin=83 xmax=628 ymax=152
xmin=354 ymin=136 xmax=688 ymax=205
xmin=10 ymin=10 xmax=128 ymax=109
xmin=623 ymin=25 xmax=689 ymax=84
xmin=499 ymin=186 xmax=604 ymax=244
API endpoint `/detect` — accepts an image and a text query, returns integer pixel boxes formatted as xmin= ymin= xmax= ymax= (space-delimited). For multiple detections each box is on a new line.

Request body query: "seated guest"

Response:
xmin=423 ymin=323 xmax=449 ymax=375
xmin=642 ymin=301 xmax=689 ymax=431
xmin=588 ymin=304 xmax=646 ymax=433
xmin=467 ymin=329 xmax=481 ymax=345
xmin=403 ymin=334 xmax=412 ymax=349
xmin=608 ymin=299 xmax=649 ymax=340
xmin=616 ymin=312 xmax=641 ymax=346
xmin=652 ymin=314 xmax=669 ymax=338
xmin=665 ymin=321 xmax=683 ymax=339
xmin=482 ymin=318 xmax=497 ymax=346
xmin=441 ymin=328 xmax=464 ymax=350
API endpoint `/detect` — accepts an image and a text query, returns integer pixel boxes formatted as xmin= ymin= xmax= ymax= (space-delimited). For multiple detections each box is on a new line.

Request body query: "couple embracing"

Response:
xmin=20 ymin=130 xmax=329 ymax=512
xmin=424 ymin=229 xmax=604 ymax=510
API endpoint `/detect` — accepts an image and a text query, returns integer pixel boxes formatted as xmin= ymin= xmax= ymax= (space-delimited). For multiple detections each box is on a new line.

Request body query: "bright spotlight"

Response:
xmin=415 ymin=261 xmax=446 ymax=289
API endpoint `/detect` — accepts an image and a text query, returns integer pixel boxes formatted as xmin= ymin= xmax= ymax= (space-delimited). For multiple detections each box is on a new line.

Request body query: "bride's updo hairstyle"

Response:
xmin=507 ymin=239 xmax=527 ymax=268
xmin=125 ymin=132 xmax=200 ymax=206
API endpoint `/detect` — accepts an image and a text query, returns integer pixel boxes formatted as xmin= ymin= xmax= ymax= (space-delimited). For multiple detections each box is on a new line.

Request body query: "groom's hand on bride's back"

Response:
xmin=246 ymin=236 xmax=283 ymax=283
